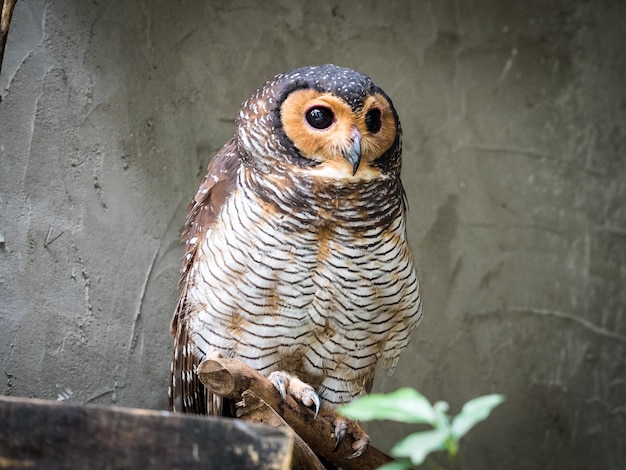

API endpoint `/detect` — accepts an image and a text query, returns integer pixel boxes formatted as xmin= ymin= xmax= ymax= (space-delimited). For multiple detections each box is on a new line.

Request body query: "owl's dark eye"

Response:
xmin=305 ymin=106 xmax=335 ymax=130
xmin=365 ymin=108 xmax=382 ymax=133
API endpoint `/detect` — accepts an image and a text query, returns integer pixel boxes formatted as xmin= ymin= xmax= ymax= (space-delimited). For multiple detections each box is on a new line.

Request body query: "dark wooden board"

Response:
xmin=0 ymin=396 xmax=292 ymax=469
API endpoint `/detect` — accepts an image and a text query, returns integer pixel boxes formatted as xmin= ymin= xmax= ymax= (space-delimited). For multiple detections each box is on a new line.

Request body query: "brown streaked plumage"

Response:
xmin=168 ymin=65 xmax=422 ymax=422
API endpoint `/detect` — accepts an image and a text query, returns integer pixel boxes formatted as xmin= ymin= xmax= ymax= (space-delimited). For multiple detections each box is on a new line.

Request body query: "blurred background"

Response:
xmin=1 ymin=1 xmax=624 ymax=468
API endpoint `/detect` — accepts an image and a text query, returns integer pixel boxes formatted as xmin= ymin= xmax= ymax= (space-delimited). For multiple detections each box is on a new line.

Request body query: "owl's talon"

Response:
xmin=269 ymin=372 xmax=288 ymax=400
xmin=268 ymin=371 xmax=320 ymax=417
xmin=310 ymin=392 xmax=321 ymax=419
xmin=333 ymin=417 xmax=348 ymax=452
xmin=333 ymin=417 xmax=370 ymax=458
xmin=346 ymin=435 xmax=370 ymax=459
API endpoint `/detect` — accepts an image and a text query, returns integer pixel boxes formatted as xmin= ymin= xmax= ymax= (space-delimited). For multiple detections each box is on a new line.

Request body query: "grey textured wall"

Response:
xmin=1 ymin=1 xmax=624 ymax=468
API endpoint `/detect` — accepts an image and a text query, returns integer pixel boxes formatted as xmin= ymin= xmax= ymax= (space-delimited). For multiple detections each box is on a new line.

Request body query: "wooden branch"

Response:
xmin=197 ymin=356 xmax=394 ymax=470
xmin=0 ymin=0 xmax=18 ymax=96
xmin=236 ymin=390 xmax=326 ymax=470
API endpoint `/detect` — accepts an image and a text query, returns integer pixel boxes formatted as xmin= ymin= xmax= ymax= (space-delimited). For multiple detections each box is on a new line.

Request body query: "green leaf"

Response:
xmin=451 ymin=394 xmax=505 ymax=439
xmin=433 ymin=401 xmax=451 ymax=430
xmin=338 ymin=387 xmax=437 ymax=424
xmin=391 ymin=429 xmax=449 ymax=466
xmin=433 ymin=400 xmax=449 ymax=414
xmin=377 ymin=458 xmax=414 ymax=470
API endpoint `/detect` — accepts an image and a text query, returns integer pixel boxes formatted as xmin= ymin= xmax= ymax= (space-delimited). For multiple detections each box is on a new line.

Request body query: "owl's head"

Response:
xmin=236 ymin=64 xmax=402 ymax=181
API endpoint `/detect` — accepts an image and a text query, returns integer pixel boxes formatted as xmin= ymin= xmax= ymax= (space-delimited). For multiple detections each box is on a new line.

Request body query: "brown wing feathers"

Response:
xmin=168 ymin=138 xmax=240 ymax=415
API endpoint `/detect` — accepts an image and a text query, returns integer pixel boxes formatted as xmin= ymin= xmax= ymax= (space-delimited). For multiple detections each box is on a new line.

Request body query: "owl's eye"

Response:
xmin=365 ymin=108 xmax=382 ymax=133
xmin=305 ymin=106 xmax=335 ymax=130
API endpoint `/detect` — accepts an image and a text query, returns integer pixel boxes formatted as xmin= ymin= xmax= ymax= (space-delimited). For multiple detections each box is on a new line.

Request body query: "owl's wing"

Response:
xmin=169 ymin=137 xmax=240 ymax=415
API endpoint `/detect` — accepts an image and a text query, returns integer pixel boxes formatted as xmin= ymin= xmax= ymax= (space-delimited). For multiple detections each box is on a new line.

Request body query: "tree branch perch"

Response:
xmin=0 ymin=0 xmax=18 ymax=100
xmin=197 ymin=356 xmax=394 ymax=470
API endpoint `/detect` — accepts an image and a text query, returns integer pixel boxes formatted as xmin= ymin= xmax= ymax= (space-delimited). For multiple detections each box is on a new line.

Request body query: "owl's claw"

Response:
xmin=310 ymin=392 xmax=321 ymax=419
xmin=268 ymin=371 xmax=320 ymax=418
xmin=333 ymin=416 xmax=370 ymax=459
xmin=333 ymin=417 xmax=348 ymax=452
xmin=270 ymin=371 xmax=288 ymax=400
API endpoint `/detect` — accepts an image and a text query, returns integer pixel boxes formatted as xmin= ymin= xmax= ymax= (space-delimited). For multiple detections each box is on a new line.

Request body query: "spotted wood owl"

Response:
xmin=169 ymin=64 xmax=422 ymax=422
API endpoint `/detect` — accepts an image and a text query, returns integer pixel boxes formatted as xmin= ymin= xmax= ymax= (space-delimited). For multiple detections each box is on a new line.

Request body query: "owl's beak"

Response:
xmin=344 ymin=127 xmax=362 ymax=175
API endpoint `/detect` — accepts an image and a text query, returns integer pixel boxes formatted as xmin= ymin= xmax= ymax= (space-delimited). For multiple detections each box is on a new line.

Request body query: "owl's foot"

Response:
xmin=268 ymin=371 xmax=321 ymax=418
xmin=332 ymin=416 xmax=370 ymax=459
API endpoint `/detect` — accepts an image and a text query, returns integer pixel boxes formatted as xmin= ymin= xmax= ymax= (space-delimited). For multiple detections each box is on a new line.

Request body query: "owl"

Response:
xmin=169 ymin=64 xmax=422 ymax=435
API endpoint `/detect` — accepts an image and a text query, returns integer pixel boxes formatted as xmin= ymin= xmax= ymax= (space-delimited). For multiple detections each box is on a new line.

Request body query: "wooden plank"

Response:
xmin=0 ymin=396 xmax=292 ymax=470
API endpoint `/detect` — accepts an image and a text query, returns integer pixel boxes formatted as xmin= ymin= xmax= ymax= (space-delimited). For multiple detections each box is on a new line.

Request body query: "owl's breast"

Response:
xmin=186 ymin=180 xmax=420 ymax=381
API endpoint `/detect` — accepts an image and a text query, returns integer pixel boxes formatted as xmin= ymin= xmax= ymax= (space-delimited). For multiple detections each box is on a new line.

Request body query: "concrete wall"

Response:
xmin=1 ymin=1 xmax=624 ymax=468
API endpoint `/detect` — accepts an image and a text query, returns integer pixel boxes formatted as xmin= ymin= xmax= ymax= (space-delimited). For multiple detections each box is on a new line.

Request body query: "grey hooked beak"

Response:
xmin=344 ymin=127 xmax=362 ymax=176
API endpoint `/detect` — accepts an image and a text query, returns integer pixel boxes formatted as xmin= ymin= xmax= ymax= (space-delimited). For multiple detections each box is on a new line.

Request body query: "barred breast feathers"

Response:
xmin=185 ymin=154 xmax=420 ymax=391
